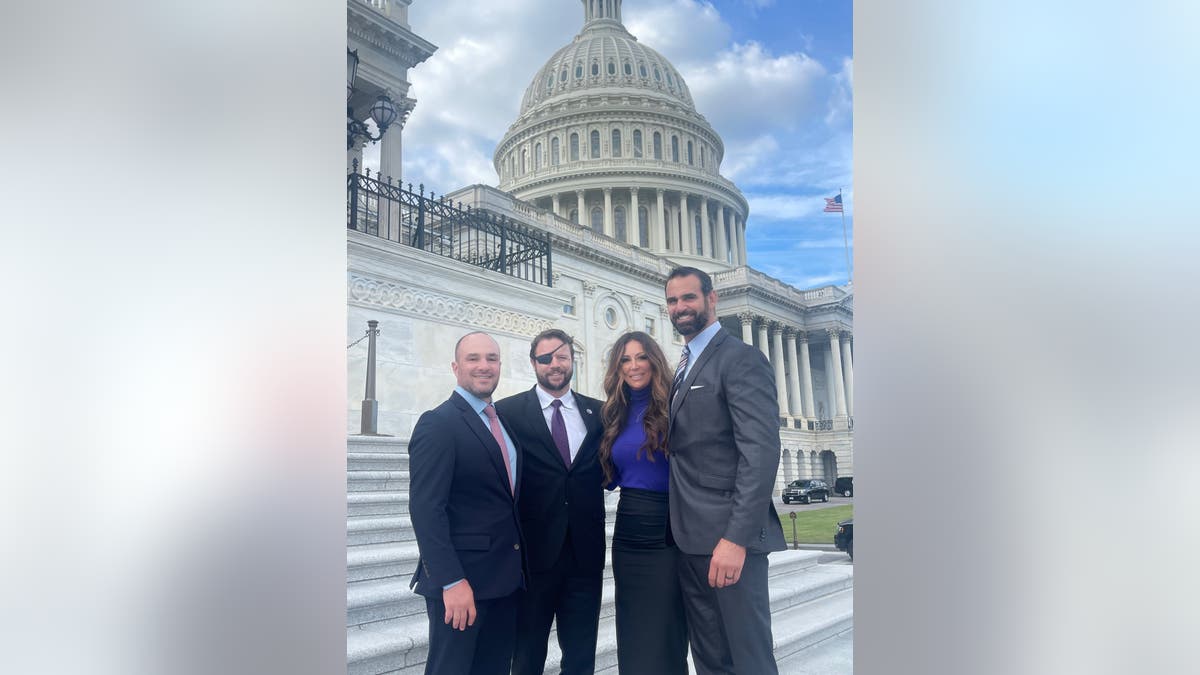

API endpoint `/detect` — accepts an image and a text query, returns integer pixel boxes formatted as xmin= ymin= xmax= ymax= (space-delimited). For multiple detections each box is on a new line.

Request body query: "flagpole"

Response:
xmin=839 ymin=188 xmax=851 ymax=284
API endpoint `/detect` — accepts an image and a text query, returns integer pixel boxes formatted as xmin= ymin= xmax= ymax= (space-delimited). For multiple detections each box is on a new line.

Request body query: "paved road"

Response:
xmin=776 ymin=495 xmax=853 ymax=515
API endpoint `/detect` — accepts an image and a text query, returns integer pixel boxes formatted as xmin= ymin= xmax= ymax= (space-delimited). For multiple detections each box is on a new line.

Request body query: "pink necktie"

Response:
xmin=483 ymin=403 xmax=514 ymax=492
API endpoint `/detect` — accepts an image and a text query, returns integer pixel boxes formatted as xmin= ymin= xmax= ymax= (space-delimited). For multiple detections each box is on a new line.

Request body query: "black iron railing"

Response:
xmin=347 ymin=167 xmax=552 ymax=287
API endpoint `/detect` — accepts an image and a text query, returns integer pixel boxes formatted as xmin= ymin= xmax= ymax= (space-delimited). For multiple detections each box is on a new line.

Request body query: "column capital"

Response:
xmin=797 ymin=330 xmax=809 ymax=344
xmin=738 ymin=312 xmax=755 ymax=326
xmin=784 ymin=326 xmax=798 ymax=340
xmin=826 ymin=327 xmax=843 ymax=341
xmin=769 ymin=321 xmax=785 ymax=335
xmin=630 ymin=185 xmax=640 ymax=194
xmin=603 ymin=186 xmax=612 ymax=194
xmin=656 ymin=187 xmax=665 ymax=196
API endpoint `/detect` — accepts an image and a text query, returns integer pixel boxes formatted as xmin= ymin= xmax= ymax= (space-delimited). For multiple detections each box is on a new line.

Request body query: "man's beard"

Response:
xmin=670 ymin=305 xmax=711 ymax=337
xmin=537 ymin=365 xmax=574 ymax=392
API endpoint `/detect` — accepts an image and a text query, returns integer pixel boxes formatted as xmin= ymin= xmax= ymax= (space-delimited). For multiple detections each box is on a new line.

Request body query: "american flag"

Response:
xmin=824 ymin=194 xmax=843 ymax=213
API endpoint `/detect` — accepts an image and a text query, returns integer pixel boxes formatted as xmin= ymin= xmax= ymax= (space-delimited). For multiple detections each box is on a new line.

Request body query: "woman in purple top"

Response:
xmin=599 ymin=331 xmax=688 ymax=675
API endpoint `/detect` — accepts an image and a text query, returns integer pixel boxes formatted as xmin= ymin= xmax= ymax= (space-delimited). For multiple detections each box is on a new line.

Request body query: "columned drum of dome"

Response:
xmin=494 ymin=0 xmax=749 ymax=272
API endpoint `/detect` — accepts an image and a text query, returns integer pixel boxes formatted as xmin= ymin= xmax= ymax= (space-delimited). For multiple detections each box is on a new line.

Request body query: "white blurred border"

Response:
xmin=0 ymin=1 xmax=346 ymax=673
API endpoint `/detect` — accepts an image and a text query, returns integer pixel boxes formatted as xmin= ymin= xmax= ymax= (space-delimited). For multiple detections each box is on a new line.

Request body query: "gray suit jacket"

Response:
xmin=667 ymin=327 xmax=787 ymax=556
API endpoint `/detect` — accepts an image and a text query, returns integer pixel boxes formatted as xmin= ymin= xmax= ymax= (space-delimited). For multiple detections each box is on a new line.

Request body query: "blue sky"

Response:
xmin=370 ymin=0 xmax=852 ymax=290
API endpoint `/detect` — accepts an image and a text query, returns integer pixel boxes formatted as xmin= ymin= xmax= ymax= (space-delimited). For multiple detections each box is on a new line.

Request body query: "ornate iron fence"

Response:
xmin=347 ymin=167 xmax=552 ymax=287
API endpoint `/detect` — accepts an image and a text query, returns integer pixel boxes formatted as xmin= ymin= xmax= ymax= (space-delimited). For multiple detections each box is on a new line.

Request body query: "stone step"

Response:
xmin=348 ymin=515 xmax=417 ymax=546
xmin=770 ymin=587 xmax=854 ymax=662
xmin=348 ymin=436 xmax=410 ymax=454
xmin=349 ymin=452 xmax=408 ymax=472
xmin=348 ymin=471 xmax=409 ymax=492
xmin=347 ymin=553 xmax=851 ymax=675
xmin=346 ymin=613 xmax=428 ymax=675
xmin=348 ymin=541 xmax=421 ymax=583
xmin=776 ymin=628 xmax=853 ymax=675
xmin=348 ymin=492 xmax=411 ymax=516
xmin=348 ymin=577 xmax=427 ymax=627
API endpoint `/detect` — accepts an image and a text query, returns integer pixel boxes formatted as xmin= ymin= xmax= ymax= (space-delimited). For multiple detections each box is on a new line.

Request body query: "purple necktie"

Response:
xmin=550 ymin=399 xmax=571 ymax=467
xmin=672 ymin=346 xmax=690 ymax=397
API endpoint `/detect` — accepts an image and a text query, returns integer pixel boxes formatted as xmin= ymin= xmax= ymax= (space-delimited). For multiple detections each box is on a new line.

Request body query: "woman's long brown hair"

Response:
xmin=597 ymin=331 xmax=673 ymax=487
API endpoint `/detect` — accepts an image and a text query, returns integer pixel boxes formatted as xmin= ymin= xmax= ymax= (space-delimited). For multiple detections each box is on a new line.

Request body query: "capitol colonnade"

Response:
xmin=729 ymin=313 xmax=854 ymax=428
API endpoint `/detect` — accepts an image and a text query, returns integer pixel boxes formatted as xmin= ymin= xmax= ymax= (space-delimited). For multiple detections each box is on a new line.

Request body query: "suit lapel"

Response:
xmin=452 ymin=393 xmax=515 ymax=498
xmin=570 ymin=392 xmax=601 ymax=471
xmin=670 ymin=329 xmax=728 ymax=419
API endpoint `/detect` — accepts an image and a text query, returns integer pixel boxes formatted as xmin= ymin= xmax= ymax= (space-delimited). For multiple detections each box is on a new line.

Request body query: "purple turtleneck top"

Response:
xmin=610 ymin=385 xmax=669 ymax=493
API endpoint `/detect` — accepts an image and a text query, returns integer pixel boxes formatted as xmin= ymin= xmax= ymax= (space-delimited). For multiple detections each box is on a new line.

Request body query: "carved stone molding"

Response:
xmin=738 ymin=312 xmax=754 ymax=326
xmin=631 ymin=297 xmax=643 ymax=311
xmin=582 ymin=281 xmax=598 ymax=298
xmin=348 ymin=275 xmax=552 ymax=335
xmin=826 ymin=327 xmax=843 ymax=341
xmin=797 ymin=330 xmax=809 ymax=344
xmin=784 ymin=327 xmax=797 ymax=340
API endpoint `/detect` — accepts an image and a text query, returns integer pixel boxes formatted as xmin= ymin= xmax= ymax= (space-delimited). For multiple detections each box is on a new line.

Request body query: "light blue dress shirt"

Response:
xmin=681 ymin=320 xmax=722 ymax=381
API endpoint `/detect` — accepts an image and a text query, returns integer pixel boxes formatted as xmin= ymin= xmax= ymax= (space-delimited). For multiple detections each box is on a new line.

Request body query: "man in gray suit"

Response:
xmin=664 ymin=266 xmax=787 ymax=674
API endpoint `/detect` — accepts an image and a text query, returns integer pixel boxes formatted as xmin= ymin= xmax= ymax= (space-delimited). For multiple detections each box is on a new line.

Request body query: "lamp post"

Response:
xmin=347 ymin=49 xmax=399 ymax=150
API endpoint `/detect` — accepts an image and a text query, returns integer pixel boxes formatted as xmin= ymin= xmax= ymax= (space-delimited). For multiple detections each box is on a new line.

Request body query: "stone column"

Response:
xmin=822 ymin=345 xmax=836 ymax=419
xmin=715 ymin=205 xmax=729 ymax=263
xmin=628 ymin=187 xmax=641 ymax=246
xmin=552 ymin=193 xmax=561 ymax=218
xmin=798 ymin=331 xmax=815 ymax=419
xmin=700 ymin=196 xmax=711 ymax=258
xmin=827 ymin=328 xmax=848 ymax=417
xmin=575 ymin=189 xmax=585 ymax=225
xmin=739 ymin=312 xmax=754 ymax=344
xmin=770 ymin=323 xmax=789 ymax=416
xmin=603 ymin=187 xmax=614 ymax=238
xmin=729 ymin=213 xmax=742 ymax=265
xmin=785 ymin=328 xmax=803 ymax=417
xmin=679 ymin=193 xmax=692 ymax=254
xmin=756 ymin=320 xmax=769 ymax=361
xmin=737 ymin=216 xmax=748 ymax=265
xmin=655 ymin=188 xmax=666 ymax=249
xmin=841 ymin=332 xmax=854 ymax=417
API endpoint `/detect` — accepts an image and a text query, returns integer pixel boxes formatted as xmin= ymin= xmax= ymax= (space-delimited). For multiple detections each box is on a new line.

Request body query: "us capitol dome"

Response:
xmin=495 ymin=0 xmax=750 ymax=271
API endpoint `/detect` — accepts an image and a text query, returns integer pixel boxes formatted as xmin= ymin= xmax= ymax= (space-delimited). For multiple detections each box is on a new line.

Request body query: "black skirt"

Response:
xmin=612 ymin=488 xmax=689 ymax=675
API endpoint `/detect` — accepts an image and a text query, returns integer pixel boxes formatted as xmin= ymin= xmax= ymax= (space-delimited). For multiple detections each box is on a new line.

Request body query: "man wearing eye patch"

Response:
xmin=496 ymin=329 xmax=606 ymax=675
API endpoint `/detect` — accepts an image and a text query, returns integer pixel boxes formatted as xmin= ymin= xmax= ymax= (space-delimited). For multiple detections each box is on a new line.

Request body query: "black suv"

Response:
xmin=781 ymin=479 xmax=829 ymax=504
xmin=834 ymin=476 xmax=853 ymax=497
xmin=834 ymin=518 xmax=853 ymax=560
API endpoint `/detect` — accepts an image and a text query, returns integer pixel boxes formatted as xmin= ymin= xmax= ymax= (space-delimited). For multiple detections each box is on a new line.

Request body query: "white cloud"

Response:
xmin=624 ymin=1 xmax=731 ymax=65
xmin=686 ymin=41 xmax=827 ymax=137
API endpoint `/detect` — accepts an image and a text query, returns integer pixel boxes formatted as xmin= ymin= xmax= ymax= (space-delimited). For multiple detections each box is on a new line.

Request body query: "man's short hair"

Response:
xmin=529 ymin=328 xmax=575 ymax=360
xmin=454 ymin=331 xmax=491 ymax=361
xmin=666 ymin=266 xmax=713 ymax=295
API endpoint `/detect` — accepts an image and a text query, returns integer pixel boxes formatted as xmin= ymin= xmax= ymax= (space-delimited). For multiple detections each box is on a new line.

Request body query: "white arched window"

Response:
xmin=570 ymin=133 xmax=579 ymax=161
xmin=638 ymin=206 xmax=649 ymax=247
xmin=551 ymin=137 xmax=560 ymax=166
xmin=671 ymin=136 xmax=680 ymax=162
xmin=590 ymin=130 xmax=601 ymax=159
xmin=653 ymin=132 xmax=662 ymax=159
xmin=611 ymin=129 xmax=622 ymax=158
xmin=614 ymin=206 xmax=626 ymax=241
xmin=534 ymin=142 xmax=542 ymax=170
xmin=633 ymin=130 xmax=643 ymax=158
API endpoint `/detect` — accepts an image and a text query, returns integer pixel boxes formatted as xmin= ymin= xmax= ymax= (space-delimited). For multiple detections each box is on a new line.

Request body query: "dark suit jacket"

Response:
xmin=495 ymin=387 xmax=606 ymax=575
xmin=667 ymin=327 xmax=787 ymax=556
xmin=408 ymin=391 xmax=525 ymax=600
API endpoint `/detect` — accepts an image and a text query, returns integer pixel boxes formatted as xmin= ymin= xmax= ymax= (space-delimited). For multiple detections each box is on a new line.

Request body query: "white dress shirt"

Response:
xmin=535 ymin=385 xmax=588 ymax=462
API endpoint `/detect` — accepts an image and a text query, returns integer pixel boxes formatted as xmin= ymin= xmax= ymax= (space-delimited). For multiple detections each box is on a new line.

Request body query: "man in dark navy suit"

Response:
xmin=496 ymin=329 xmax=605 ymax=675
xmin=409 ymin=331 xmax=525 ymax=675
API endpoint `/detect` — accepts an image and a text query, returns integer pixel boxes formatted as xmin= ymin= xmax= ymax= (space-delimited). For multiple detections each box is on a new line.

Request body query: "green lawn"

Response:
xmin=778 ymin=505 xmax=853 ymax=545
